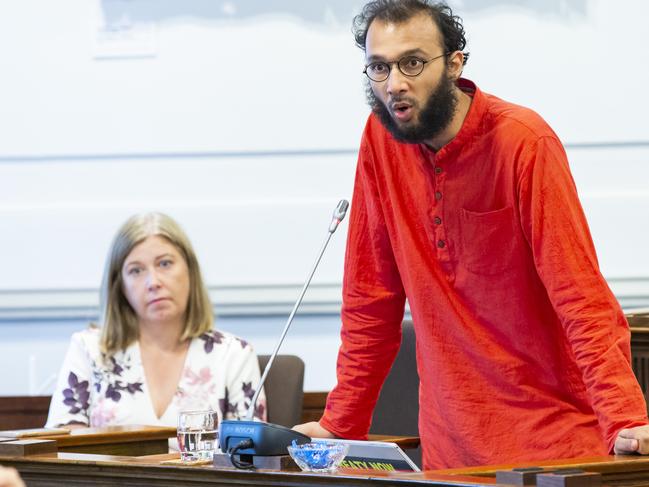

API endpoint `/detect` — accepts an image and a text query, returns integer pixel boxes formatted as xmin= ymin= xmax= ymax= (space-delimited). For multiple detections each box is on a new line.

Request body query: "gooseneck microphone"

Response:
xmin=246 ymin=199 xmax=349 ymax=420
xmin=219 ymin=200 xmax=350 ymax=468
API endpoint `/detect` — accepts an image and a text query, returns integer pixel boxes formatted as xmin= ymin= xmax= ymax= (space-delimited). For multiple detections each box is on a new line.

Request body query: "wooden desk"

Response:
xmin=4 ymin=452 xmax=649 ymax=486
xmin=0 ymin=426 xmax=425 ymax=486
xmin=434 ymin=454 xmax=649 ymax=486
xmin=0 ymin=425 xmax=176 ymax=456
xmin=40 ymin=425 xmax=176 ymax=455
xmin=0 ymin=451 xmax=493 ymax=487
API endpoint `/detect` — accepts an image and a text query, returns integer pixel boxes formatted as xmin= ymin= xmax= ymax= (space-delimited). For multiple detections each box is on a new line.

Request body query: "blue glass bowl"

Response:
xmin=287 ymin=441 xmax=350 ymax=473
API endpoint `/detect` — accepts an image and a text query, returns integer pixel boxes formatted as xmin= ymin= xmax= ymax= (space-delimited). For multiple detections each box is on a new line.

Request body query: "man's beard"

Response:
xmin=367 ymin=73 xmax=458 ymax=144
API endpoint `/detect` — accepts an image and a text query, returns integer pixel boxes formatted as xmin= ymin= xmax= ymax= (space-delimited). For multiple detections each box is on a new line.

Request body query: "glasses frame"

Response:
xmin=363 ymin=52 xmax=450 ymax=82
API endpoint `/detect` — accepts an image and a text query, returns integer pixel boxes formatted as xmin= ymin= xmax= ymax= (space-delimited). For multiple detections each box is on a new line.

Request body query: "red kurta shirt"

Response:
xmin=320 ymin=79 xmax=648 ymax=469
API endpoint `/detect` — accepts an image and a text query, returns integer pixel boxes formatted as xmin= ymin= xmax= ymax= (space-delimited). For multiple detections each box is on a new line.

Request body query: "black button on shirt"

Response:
xmin=437 ymin=240 xmax=446 ymax=248
xmin=435 ymin=191 xmax=442 ymax=200
xmin=434 ymin=166 xmax=443 ymax=175
xmin=434 ymin=217 xmax=442 ymax=225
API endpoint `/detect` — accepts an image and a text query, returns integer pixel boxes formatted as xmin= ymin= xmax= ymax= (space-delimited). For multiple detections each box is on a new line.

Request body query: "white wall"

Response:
xmin=0 ymin=0 xmax=647 ymax=396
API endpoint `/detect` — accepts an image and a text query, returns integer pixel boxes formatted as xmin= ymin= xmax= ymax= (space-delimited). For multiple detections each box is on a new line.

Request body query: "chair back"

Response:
xmin=369 ymin=320 xmax=421 ymax=466
xmin=370 ymin=320 xmax=419 ymax=435
xmin=257 ymin=354 xmax=305 ymax=428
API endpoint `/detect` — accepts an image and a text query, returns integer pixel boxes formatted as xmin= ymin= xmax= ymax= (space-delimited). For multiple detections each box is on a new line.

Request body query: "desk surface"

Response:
xmin=4 ymin=451 xmax=649 ymax=486
xmin=0 ymin=451 xmax=492 ymax=487
xmin=37 ymin=424 xmax=176 ymax=447
xmin=3 ymin=427 xmax=649 ymax=486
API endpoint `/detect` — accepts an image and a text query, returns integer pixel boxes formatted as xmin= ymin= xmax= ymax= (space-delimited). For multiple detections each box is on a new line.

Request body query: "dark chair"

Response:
xmin=257 ymin=355 xmax=305 ymax=428
xmin=369 ymin=320 xmax=421 ymax=467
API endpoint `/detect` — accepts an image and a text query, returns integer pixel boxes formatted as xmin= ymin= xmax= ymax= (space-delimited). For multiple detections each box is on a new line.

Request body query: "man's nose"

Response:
xmin=386 ymin=67 xmax=409 ymax=95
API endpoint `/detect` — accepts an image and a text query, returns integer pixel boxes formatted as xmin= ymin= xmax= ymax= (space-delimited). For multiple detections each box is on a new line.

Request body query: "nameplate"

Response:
xmin=340 ymin=456 xmax=415 ymax=472
xmin=314 ymin=439 xmax=420 ymax=472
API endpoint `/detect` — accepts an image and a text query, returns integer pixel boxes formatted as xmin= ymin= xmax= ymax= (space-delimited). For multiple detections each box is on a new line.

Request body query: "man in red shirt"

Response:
xmin=294 ymin=0 xmax=649 ymax=469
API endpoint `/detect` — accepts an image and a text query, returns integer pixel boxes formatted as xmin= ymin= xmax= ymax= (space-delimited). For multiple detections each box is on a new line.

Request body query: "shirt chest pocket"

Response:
xmin=459 ymin=206 xmax=518 ymax=275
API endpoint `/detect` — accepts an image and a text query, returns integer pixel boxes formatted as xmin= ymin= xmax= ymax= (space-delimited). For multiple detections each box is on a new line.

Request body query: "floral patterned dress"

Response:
xmin=45 ymin=327 xmax=266 ymax=430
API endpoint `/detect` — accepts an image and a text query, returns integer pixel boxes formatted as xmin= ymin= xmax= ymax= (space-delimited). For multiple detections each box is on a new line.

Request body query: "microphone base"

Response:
xmin=219 ymin=420 xmax=311 ymax=457
xmin=213 ymin=451 xmax=301 ymax=471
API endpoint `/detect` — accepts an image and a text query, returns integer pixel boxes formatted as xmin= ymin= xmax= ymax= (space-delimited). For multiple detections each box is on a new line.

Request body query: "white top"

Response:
xmin=45 ymin=327 xmax=266 ymax=429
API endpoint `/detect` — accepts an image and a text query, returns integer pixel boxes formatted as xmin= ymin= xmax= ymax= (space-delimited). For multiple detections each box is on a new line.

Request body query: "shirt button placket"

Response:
xmin=432 ymin=163 xmax=448 ymax=261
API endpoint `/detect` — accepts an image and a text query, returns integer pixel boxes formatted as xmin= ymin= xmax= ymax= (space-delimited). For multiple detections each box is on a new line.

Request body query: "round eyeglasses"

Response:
xmin=363 ymin=53 xmax=449 ymax=82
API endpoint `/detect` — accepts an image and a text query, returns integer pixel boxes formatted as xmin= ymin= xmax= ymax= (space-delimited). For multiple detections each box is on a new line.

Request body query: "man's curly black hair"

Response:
xmin=352 ymin=0 xmax=469 ymax=65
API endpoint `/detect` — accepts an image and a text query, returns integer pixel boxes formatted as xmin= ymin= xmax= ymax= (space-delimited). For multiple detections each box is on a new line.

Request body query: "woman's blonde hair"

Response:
xmin=99 ymin=212 xmax=213 ymax=354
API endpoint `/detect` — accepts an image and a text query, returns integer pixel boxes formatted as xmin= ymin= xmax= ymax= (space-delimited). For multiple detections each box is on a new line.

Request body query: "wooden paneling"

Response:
xmin=300 ymin=391 xmax=327 ymax=423
xmin=0 ymin=393 xmax=328 ymax=430
xmin=627 ymin=310 xmax=649 ymax=328
xmin=629 ymin=311 xmax=649 ymax=408
xmin=0 ymin=396 xmax=50 ymax=430
xmin=631 ymin=331 xmax=649 ymax=408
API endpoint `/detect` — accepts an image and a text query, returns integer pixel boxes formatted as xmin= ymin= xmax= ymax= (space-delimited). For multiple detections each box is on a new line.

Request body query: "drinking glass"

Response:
xmin=177 ymin=410 xmax=219 ymax=462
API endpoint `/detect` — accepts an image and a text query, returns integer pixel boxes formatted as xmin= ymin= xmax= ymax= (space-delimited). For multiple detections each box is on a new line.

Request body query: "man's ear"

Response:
xmin=447 ymin=50 xmax=465 ymax=80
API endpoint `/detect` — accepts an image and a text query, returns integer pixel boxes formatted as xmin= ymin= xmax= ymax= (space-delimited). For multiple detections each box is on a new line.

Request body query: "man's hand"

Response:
xmin=614 ymin=425 xmax=649 ymax=454
xmin=0 ymin=466 xmax=25 ymax=487
xmin=292 ymin=421 xmax=336 ymax=439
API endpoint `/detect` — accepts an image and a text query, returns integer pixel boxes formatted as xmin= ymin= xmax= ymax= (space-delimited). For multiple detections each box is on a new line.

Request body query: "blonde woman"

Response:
xmin=46 ymin=212 xmax=265 ymax=428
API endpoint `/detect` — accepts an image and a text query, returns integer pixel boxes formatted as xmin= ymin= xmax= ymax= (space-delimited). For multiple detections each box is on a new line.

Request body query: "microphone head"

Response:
xmin=333 ymin=199 xmax=350 ymax=221
xmin=329 ymin=199 xmax=350 ymax=233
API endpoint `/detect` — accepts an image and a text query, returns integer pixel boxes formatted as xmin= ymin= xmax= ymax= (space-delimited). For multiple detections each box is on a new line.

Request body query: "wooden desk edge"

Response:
xmin=0 ymin=452 xmax=496 ymax=486
xmin=39 ymin=425 xmax=176 ymax=447
xmin=366 ymin=434 xmax=420 ymax=449
xmin=433 ymin=454 xmax=649 ymax=477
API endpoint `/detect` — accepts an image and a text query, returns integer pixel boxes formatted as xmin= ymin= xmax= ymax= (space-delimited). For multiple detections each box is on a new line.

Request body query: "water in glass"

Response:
xmin=177 ymin=410 xmax=219 ymax=462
